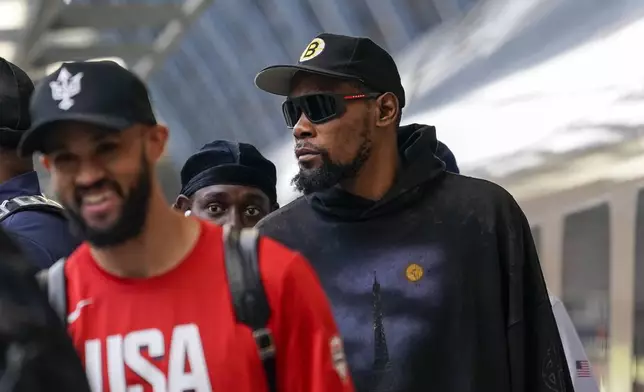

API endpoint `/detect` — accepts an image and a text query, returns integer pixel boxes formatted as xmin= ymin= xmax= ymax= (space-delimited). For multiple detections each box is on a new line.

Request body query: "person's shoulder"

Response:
xmin=3 ymin=210 xmax=74 ymax=242
xmin=2 ymin=209 xmax=66 ymax=229
xmin=440 ymin=172 xmax=520 ymax=209
xmin=434 ymin=173 xmax=529 ymax=232
xmin=197 ymin=218 xmax=225 ymax=238
xmin=257 ymin=232 xmax=309 ymax=282
xmin=443 ymin=172 xmax=513 ymax=197
xmin=256 ymin=196 xmax=309 ymax=231
xmin=64 ymin=243 xmax=92 ymax=278
xmin=256 ymin=233 xmax=323 ymax=317
xmin=258 ymin=233 xmax=300 ymax=267
xmin=4 ymin=210 xmax=80 ymax=257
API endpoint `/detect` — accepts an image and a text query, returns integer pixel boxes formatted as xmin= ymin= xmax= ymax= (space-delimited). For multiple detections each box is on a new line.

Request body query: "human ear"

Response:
xmin=375 ymin=92 xmax=399 ymax=128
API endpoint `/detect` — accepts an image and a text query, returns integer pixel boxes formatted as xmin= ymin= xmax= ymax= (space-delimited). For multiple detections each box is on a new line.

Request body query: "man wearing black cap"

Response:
xmin=22 ymin=60 xmax=354 ymax=392
xmin=0 ymin=58 xmax=79 ymax=269
xmin=175 ymin=140 xmax=279 ymax=229
xmin=255 ymin=33 xmax=573 ymax=392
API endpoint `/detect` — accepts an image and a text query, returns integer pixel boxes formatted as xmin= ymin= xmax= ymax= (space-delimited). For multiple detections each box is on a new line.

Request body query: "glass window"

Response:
xmin=562 ymin=204 xmax=610 ymax=386
xmin=400 ymin=0 xmax=442 ymax=34
xmin=632 ymin=189 xmax=644 ymax=391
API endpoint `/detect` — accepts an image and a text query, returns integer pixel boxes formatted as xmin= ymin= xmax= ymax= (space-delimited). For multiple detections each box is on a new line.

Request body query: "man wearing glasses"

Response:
xmin=255 ymin=33 xmax=573 ymax=392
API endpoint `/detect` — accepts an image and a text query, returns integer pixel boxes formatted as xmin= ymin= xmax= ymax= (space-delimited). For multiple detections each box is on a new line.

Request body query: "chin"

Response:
xmin=298 ymin=162 xmax=321 ymax=172
xmin=83 ymin=212 xmax=121 ymax=231
xmin=85 ymin=221 xmax=120 ymax=235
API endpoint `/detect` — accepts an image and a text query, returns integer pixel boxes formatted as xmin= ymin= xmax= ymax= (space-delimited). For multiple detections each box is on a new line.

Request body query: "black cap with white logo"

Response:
xmin=255 ymin=33 xmax=405 ymax=108
xmin=19 ymin=61 xmax=156 ymax=156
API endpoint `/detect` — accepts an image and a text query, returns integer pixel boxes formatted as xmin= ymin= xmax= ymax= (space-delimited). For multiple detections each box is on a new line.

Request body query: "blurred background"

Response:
xmin=3 ymin=0 xmax=644 ymax=390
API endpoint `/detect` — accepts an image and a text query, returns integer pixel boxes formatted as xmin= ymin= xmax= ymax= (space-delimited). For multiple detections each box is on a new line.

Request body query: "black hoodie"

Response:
xmin=257 ymin=124 xmax=573 ymax=392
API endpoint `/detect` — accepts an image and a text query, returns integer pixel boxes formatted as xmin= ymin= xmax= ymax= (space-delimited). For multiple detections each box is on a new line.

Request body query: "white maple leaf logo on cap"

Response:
xmin=49 ymin=67 xmax=84 ymax=111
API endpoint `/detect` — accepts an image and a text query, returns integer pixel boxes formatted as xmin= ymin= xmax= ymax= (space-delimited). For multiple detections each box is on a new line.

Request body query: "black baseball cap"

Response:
xmin=180 ymin=140 xmax=277 ymax=205
xmin=18 ymin=60 xmax=157 ymax=156
xmin=255 ymin=33 xmax=405 ymax=108
xmin=0 ymin=58 xmax=34 ymax=148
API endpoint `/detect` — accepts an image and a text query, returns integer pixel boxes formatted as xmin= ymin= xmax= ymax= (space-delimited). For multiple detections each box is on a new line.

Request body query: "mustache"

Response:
xmin=74 ymin=179 xmax=123 ymax=203
xmin=294 ymin=142 xmax=325 ymax=154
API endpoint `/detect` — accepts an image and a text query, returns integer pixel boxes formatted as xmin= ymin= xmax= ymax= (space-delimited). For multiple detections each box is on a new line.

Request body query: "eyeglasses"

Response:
xmin=282 ymin=92 xmax=381 ymax=128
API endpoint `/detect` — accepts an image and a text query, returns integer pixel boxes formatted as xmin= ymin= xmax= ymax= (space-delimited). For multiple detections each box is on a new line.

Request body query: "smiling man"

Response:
xmin=175 ymin=140 xmax=279 ymax=229
xmin=20 ymin=61 xmax=354 ymax=392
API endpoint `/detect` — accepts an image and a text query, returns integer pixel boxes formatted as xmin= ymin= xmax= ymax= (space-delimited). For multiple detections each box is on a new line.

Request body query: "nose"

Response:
xmin=221 ymin=208 xmax=246 ymax=230
xmin=75 ymin=160 xmax=106 ymax=187
xmin=293 ymin=113 xmax=315 ymax=140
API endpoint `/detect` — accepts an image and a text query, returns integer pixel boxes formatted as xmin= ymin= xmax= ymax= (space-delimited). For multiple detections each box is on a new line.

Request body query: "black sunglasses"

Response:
xmin=282 ymin=92 xmax=381 ymax=128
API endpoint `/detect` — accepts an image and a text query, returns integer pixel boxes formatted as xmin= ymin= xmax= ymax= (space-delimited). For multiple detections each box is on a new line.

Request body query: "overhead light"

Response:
xmin=0 ymin=0 xmax=27 ymax=30
xmin=0 ymin=41 xmax=16 ymax=62
xmin=45 ymin=57 xmax=128 ymax=75
xmin=44 ymin=28 xmax=101 ymax=47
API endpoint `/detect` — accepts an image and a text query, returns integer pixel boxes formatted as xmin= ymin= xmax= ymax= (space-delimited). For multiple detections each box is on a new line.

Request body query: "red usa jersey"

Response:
xmin=65 ymin=220 xmax=354 ymax=392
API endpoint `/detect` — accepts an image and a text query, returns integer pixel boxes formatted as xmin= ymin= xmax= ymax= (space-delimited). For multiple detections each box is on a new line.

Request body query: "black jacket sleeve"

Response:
xmin=0 ymin=227 xmax=91 ymax=392
xmin=499 ymin=195 xmax=574 ymax=392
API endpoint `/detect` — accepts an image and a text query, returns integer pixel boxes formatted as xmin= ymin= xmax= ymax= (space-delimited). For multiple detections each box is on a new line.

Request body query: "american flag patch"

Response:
xmin=576 ymin=360 xmax=591 ymax=378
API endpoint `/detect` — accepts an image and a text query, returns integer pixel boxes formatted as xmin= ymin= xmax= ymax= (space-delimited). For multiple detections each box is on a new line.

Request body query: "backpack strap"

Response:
xmin=223 ymin=225 xmax=276 ymax=392
xmin=0 ymin=195 xmax=65 ymax=223
xmin=35 ymin=257 xmax=68 ymax=327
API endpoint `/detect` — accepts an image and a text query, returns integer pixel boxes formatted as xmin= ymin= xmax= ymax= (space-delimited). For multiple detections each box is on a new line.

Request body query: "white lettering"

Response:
xmin=84 ymin=325 xmax=212 ymax=392
xmin=124 ymin=329 xmax=167 ymax=392
xmin=85 ymin=339 xmax=103 ymax=392
xmin=107 ymin=335 xmax=127 ymax=392
xmin=168 ymin=324 xmax=212 ymax=392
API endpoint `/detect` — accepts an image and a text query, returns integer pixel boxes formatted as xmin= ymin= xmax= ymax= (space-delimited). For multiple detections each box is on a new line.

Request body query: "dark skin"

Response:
xmin=289 ymin=73 xmax=400 ymax=200
xmin=174 ymin=184 xmax=274 ymax=229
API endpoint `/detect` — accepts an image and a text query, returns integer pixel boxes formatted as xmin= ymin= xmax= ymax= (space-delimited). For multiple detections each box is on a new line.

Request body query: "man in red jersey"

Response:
xmin=18 ymin=61 xmax=354 ymax=392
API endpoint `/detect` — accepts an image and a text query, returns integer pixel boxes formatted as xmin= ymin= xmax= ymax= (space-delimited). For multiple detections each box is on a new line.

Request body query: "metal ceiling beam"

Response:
xmin=131 ymin=0 xmax=217 ymax=80
xmin=15 ymin=0 xmax=66 ymax=68
xmin=178 ymin=38 xmax=249 ymax=144
xmin=0 ymin=29 xmax=23 ymax=42
xmin=277 ymin=0 xmax=320 ymax=54
xmin=189 ymin=15 xmax=270 ymax=143
xmin=306 ymin=0 xmax=355 ymax=36
xmin=432 ymin=0 xmax=464 ymax=22
xmin=363 ymin=0 xmax=412 ymax=51
xmin=17 ymin=0 xmax=216 ymax=84
xmin=51 ymin=4 xmax=182 ymax=30
xmin=31 ymin=43 xmax=152 ymax=67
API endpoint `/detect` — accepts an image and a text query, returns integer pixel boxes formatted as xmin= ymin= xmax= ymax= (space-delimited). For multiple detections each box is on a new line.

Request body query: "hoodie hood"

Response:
xmin=309 ymin=124 xmax=451 ymax=221
xmin=436 ymin=140 xmax=459 ymax=174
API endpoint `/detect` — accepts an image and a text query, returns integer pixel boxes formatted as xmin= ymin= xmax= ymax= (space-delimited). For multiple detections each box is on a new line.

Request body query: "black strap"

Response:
xmin=0 ymin=195 xmax=65 ymax=223
xmin=36 ymin=257 xmax=67 ymax=327
xmin=223 ymin=225 xmax=276 ymax=392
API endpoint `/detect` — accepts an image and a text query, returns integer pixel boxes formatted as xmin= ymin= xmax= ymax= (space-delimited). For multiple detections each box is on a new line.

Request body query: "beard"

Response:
xmin=292 ymin=128 xmax=372 ymax=195
xmin=60 ymin=156 xmax=152 ymax=248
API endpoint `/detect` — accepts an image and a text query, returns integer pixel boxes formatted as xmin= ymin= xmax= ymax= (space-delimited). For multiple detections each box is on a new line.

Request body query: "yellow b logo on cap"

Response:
xmin=300 ymin=38 xmax=325 ymax=62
